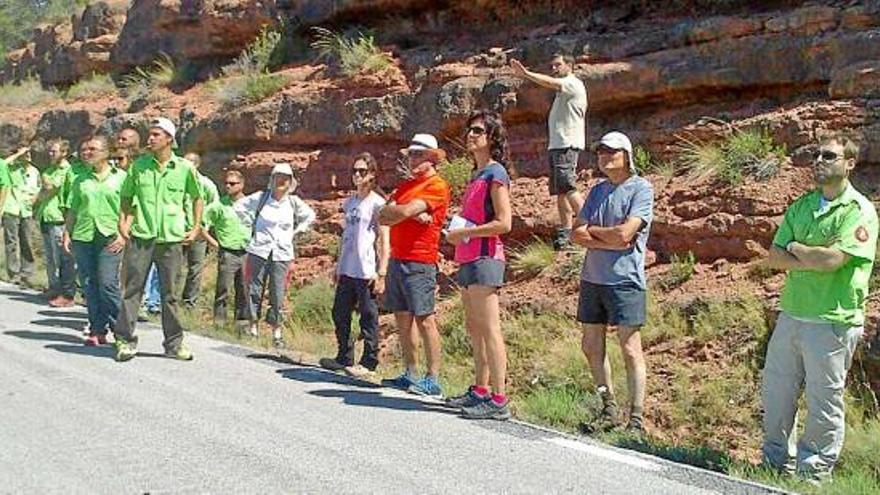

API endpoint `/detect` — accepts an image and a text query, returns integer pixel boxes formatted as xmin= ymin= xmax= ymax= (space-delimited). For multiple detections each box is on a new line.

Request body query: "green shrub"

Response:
xmin=510 ymin=239 xmax=555 ymax=277
xmin=674 ymin=128 xmax=785 ymax=186
xmin=120 ymin=54 xmax=178 ymax=100
xmin=438 ymin=156 xmax=473 ymax=198
xmin=657 ymin=252 xmax=695 ymax=290
xmin=554 ymin=248 xmax=585 ymax=281
xmin=287 ymin=280 xmax=335 ymax=334
xmin=213 ymin=72 xmax=289 ymax=108
xmin=310 ymin=27 xmax=393 ymax=77
xmin=689 ymin=294 xmax=767 ymax=344
xmin=222 ymin=26 xmax=282 ymax=78
xmin=64 ymin=73 xmax=117 ymax=101
xmin=0 ymin=77 xmax=60 ymax=107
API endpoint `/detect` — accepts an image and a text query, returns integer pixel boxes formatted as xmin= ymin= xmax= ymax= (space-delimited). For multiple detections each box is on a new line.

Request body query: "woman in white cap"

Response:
xmin=235 ymin=162 xmax=316 ymax=347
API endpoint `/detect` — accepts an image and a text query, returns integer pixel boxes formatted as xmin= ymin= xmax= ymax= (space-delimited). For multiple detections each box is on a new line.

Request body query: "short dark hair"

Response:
xmin=552 ymin=52 xmax=574 ymax=66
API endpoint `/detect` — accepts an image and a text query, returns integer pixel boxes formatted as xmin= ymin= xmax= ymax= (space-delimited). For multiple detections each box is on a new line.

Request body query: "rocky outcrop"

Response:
xmin=110 ymin=0 xmax=275 ymax=70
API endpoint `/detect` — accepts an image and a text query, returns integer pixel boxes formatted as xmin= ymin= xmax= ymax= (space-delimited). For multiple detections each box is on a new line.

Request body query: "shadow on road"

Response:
xmin=45 ymin=343 xmax=115 ymax=358
xmin=306 ymin=388 xmax=458 ymax=414
xmin=0 ymin=289 xmax=46 ymax=305
xmin=37 ymin=310 xmax=87 ymax=320
xmin=4 ymin=329 xmax=83 ymax=344
xmin=276 ymin=367 xmax=378 ymax=388
xmin=30 ymin=318 xmax=87 ymax=331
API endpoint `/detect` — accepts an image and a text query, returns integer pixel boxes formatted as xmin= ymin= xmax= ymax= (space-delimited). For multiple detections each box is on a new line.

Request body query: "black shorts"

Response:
xmin=548 ymin=148 xmax=581 ymax=195
xmin=577 ymin=280 xmax=646 ymax=327
xmin=383 ymin=259 xmax=437 ymax=316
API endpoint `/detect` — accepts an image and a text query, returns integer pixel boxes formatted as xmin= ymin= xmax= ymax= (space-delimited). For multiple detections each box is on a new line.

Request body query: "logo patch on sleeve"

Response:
xmin=855 ymin=225 xmax=869 ymax=243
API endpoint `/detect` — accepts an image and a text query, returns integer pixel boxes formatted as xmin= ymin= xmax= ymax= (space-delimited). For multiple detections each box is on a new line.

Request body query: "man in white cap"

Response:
xmin=378 ymin=133 xmax=451 ymax=398
xmin=510 ymin=53 xmax=587 ymax=250
xmin=113 ymin=117 xmax=204 ymax=362
xmin=235 ymin=162 xmax=315 ymax=348
xmin=571 ymin=131 xmax=654 ymax=434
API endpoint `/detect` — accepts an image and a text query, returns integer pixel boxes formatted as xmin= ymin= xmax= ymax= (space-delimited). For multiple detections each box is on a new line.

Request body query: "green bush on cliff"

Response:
xmin=119 ymin=54 xmax=177 ymax=100
xmin=64 ymin=73 xmax=117 ymax=101
xmin=0 ymin=77 xmax=60 ymax=108
xmin=310 ymin=27 xmax=393 ymax=77
xmin=675 ymin=127 xmax=785 ymax=186
xmin=222 ymin=27 xmax=282 ymax=78
xmin=213 ymin=72 xmax=289 ymax=108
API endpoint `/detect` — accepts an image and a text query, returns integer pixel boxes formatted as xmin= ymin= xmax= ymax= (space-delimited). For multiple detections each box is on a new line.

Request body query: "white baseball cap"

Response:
xmin=598 ymin=131 xmax=636 ymax=173
xmin=271 ymin=162 xmax=294 ymax=176
xmin=401 ymin=133 xmax=439 ymax=154
xmin=150 ymin=117 xmax=177 ymax=141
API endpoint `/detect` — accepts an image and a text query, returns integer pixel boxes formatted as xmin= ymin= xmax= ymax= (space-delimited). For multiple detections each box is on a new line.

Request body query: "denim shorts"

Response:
xmin=577 ymin=280 xmax=646 ymax=327
xmin=548 ymin=148 xmax=580 ymax=195
xmin=456 ymin=258 xmax=505 ymax=288
xmin=383 ymin=259 xmax=437 ymax=316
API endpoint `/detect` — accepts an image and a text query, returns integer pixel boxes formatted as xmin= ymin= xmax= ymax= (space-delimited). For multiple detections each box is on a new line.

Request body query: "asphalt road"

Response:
xmin=0 ymin=283 xmax=782 ymax=494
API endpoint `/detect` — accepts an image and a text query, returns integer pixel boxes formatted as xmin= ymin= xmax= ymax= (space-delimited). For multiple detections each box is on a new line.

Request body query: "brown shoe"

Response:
xmin=50 ymin=296 xmax=75 ymax=308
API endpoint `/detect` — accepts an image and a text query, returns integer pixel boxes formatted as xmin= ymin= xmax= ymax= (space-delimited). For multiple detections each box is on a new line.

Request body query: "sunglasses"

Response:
xmin=225 ymin=181 xmax=241 ymax=186
xmin=352 ymin=168 xmax=370 ymax=176
xmin=813 ymin=149 xmax=840 ymax=162
xmin=466 ymin=126 xmax=487 ymax=136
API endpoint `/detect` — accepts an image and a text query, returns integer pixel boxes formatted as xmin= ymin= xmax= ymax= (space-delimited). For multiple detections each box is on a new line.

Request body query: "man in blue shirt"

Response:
xmin=571 ymin=131 xmax=654 ymax=434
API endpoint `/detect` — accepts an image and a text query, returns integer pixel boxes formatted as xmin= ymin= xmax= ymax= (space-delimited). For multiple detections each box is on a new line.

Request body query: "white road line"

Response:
xmin=545 ymin=437 xmax=663 ymax=472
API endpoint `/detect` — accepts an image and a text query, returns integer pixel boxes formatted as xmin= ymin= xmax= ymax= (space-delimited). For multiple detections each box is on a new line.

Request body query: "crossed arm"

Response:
xmin=571 ymin=216 xmax=646 ymax=251
xmin=767 ymin=243 xmax=850 ymax=273
xmin=378 ymin=199 xmax=429 ymax=226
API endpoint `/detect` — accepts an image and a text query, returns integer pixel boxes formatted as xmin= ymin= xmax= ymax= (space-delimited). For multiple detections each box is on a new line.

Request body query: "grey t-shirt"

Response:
xmin=548 ymin=73 xmax=587 ymax=151
xmin=337 ymin=191 xmax=386 ymax=279
xmin=578 ymin=176 xmax=654 ymax=289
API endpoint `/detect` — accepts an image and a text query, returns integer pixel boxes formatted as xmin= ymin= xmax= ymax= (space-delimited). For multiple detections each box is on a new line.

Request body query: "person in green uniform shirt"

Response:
xmin=62 ymin=136 xmax=127 ymax=346
xmin=36 ymin=139 xmax=77 ymax=307
xmin=202 ymin=168 xmax=250 ymax=325
xmin=0 ymin=147 xmax=28 ymax=217
xmin=113 ymin=117 xmax=203 ymax=362
xmin=178 ymin=152 xmax=219 ymax=308
xmin=3 ymin=150 xmax=41 ymax=286
xmin=762 ymin=136 xmax=879 ymax=482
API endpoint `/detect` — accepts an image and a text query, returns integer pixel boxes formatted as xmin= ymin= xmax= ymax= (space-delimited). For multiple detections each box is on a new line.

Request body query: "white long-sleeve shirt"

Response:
xmin=235 ymin=191 xmax=316 ymax=262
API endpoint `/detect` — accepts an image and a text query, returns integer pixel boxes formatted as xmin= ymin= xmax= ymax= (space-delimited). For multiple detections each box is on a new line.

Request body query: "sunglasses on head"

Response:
xmin=813 ymin=149 xmax=841 ymax=162
xmin=466 ymin=126 xmax=487 ymax=136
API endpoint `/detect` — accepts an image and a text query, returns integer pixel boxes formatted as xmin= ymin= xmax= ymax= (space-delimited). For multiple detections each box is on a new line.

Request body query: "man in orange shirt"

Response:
xmin=379 ymin=134 xmax=451 ymax=399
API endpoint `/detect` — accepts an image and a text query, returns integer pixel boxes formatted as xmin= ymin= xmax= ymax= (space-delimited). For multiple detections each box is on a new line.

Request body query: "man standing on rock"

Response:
xmin=571 ymin=131 xmax=653 ymax=434
xmin=178 ymin=152 xmax=219 ymax=308
xmin=113 ymin=117 xmax=204 ymax=362
xmin=762 ymin=136 xmax=878 ymax=482
xmin=378 ymin=134 xmax=451 ymax=398
xmin=37 ymin=139 xmax=77 ymax=307
xmin=510 ymin=53 xmax=587 ymax=250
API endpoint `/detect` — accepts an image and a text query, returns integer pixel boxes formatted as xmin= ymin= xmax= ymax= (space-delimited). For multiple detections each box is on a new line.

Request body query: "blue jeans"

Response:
xmin=41 ymin=223 xmax=77 ymax=298
xmin=143 ymin=263 xmax=161 ymax=311
xmin=72 ymin=236 xmax=121 ymax=335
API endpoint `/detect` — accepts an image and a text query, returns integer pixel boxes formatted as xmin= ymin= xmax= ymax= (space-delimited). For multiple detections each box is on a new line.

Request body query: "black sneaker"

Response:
xmin=461 ymin=399 xmax=512 ymax=420
xmin=319 ymin=357 xmax=347 ymax=371
xmin=445 ymin=386 xmax=486 ymax=409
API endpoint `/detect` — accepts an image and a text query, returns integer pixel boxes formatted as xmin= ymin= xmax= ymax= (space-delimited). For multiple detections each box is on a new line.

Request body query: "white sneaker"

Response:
xmin=344 ymin=364 xmax=378 ymax=382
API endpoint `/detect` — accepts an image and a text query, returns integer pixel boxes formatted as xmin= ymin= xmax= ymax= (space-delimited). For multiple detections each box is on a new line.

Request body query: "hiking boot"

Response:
xmin=579 ymin=399 xmax=621 ymax=434
xmin=114 ymin=340 xmax=137 ymax=362
xmin=344 ymin=364 xmax=378 ymax=382
xmin=626 ymin=414 xmax=645 ymax=435
xmin=446 ymin=386 xmax=487 ymax=409
xmin=553 ymin=228 xmax=572 ymax=251
xmin=408 ymin=376 xmax=443 ymax=400
xmin=381 ymin=371 xmax=417 ymax=391
xmin=461 ymin=398 xmax=512 ymax=421
xmin=319 ymin=357 xmax=347 ymax=371
xmin=165 ymin=345 xmax=194 ymax=361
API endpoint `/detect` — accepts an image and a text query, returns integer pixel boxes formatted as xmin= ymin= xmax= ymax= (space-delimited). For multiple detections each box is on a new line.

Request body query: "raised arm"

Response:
xmin=510 ymin=59 xmax=564 ymax=91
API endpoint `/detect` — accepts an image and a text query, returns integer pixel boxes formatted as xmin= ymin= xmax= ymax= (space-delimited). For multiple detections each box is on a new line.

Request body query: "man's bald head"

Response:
xmin=116 ymin=128 xmax=141 ymax=152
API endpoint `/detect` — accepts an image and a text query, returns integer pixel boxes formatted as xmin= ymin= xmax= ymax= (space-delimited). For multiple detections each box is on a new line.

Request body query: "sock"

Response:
xmin=491 ymin=393 xmax=507 ymax=405
xmin=473 ymin=385 xmax=490 ymax=397
xmin=630 ymin=406 xmax=644 ymax=419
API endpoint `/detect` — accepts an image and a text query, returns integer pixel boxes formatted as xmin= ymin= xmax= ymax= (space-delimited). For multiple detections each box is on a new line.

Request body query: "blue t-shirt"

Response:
xmin=578 ymin=176 xmax=654 ymax=289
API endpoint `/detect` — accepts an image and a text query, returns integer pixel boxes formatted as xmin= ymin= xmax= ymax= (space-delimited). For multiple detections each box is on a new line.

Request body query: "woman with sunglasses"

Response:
xmin=319 ymin=152 xmax=389 ymax=379
xmin=445 ymin=111 xmax=513 ymax=420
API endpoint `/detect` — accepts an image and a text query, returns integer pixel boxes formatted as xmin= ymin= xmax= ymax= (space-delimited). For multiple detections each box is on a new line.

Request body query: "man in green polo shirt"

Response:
xmin=114 ymin=117 xmax=203 ymax=362
xmin=203 ymin=168 xmax=250 ymax=325
xmin=762 ymin=136 xmax=878 ymax=481
xmin=3 ymin=150 xmax=41 ymax=286
xmin=36 ymin=139 xmax=77 ymax=307
xmin=0 ymin=147 xmax=28 ymax=217
xmin=178 ymin=152 xmax=219 ymax=308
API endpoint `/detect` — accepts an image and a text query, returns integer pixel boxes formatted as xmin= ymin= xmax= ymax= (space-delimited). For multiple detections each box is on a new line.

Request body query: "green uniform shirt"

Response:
xmin=120 ymin=153 xmax=202 ymax=243
xmin=37 ymin=159 xmax=71 ymax=224
xmin=3 ymin=163 xmax=40 ymax=218
xmin=204 ymin=195 xmax=250 ymax=251
xmin=185 ymin=171 xmax=219 ymax=230
xmin=61 ymin=158 xmax=91 ymax=210
xmin=773 ymin=183 xmax=879 ymax=326
xmin=0 ymin=158 xmax=12 ymax=189
xmin=69 ymin=167 xmax=127 ymax=242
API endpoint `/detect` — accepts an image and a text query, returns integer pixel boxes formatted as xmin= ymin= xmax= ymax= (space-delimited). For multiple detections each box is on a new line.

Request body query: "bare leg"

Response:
xmin=618 ymin=326 xmax=647 ymax=416
xmin=395 ymin=311 xmax=418 ymax=374
xmin=469 ymin=286 xmax=506 ymax=395
xmin=415 ymin=313 xmax=441 ymax=377
xmin=462 ymin=288 xmax=489 ymax=388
